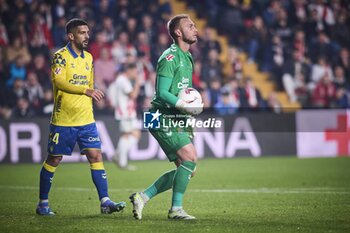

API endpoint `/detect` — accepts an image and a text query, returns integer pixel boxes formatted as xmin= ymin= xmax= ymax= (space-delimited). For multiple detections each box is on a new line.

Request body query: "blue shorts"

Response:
xmin=47 ymin=123 xmax=101 ymax=156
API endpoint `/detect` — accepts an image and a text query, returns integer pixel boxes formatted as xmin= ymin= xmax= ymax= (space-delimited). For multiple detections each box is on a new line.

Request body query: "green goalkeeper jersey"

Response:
xmin=151 ymin=43 xmax=194 ymax=115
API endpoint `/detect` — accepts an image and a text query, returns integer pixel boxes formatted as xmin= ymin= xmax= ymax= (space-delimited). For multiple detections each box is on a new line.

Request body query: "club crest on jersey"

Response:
xmin=166 ymin=54 xmax=175 ymax=61
xmin=71 ymin=63 xmax=75 ymax=68
xmin=54 ymin=67 xmax=62 ymax=74
xmin=85 ymin=62 xmax=89 ymax=70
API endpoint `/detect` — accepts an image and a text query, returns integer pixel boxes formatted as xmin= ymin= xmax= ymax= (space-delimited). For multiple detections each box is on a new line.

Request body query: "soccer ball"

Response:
xmin=178 ymin=88 xmax=203 ymax=115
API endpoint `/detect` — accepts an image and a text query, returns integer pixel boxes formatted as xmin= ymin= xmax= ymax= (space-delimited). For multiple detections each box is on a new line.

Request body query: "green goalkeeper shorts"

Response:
xmin=149 ymin=127 xmax=192 ymax=162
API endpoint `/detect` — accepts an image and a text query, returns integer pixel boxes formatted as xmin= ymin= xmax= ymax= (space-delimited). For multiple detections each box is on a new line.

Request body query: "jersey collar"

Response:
xmin=66 ymin=42 xmax=85 ymax=59
xmin=173 ymin=43 xmax=190 ymax=56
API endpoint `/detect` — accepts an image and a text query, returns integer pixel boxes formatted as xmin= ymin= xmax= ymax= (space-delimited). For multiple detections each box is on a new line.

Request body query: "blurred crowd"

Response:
xmin=0 ymin=0 xmax=349 ymax=120
xmin=187 ymin=0 xmax=350 ymax=110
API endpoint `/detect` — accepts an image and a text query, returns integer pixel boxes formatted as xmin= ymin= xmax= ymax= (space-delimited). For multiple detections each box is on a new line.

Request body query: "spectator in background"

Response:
xmin=0 ymin=47 xmax=6 ymax=89
xmin=7 ymin=79 xmax=29 ymax=109
xmin=151 ymin=32 xmax=170 ymax=67
xmin=158 ymin=0 xmax=172 ymax=24
xmin=335 ymin=87 xmax=350 ymax=109
xmin=331 ymin=10 xmax=349 ymax=50
xmin=192 ymin=60 xmax=202 ymax=89
xmin=308 ymin=0 xmax=335 ymax=28
xmin=29 ymin=13 xmax=53 ymax=51
xmin=267 ymin=92 xmax=282 ymax=113
xmin=100 ymin=16 xmax=116 ymax=43
xmin=94 ymin=0 xmax=115 ymax=25
xmin=124 ymin=17 xmax=138 ymax=44
xmin=246 ymin=16 xmax=268 ymax=64
xmin=241 ymin=78 xmax=264 ymax=111
xmin=207 ymin=77 xmax=221 ymax=107
xmin=7 ymin=55 xmax=26 ymax=88
xmin=214 ymin=87 xmax=237 ymax=115
xmin=94 ymin=47 xmax=116 ymax=92
xmin=200 ymin=27 xmax=221 ymax=61
xmin=114 ymin=0 xmax=130 ymax=32
xmin=333 ymin=66 xmax=347 ymax=88
xmin=0 ymin=0 xmax=11 ymax=31
xmin=310 ymin=31 xmax=333 ymax=63
xmin=199 ymin=87 xmax=211 ymax=110
xmin=268 ymin=35 xmax=286 ymax=89
xmin=141 ymin=14 xmax=158 ymax=45
xmin=29 ymin=53 xmax=51 ymax=88
xmin=36 ymin=1 xmax=53 ymax=30
xmin=312 ymin=73 xmax=336 ymax=108
xmin=9 ymin=12 xmax=29 ymax=46
xmin=143 ymin=70 xmax=156 ymax=109
xmin=217 ymin=0 xmax=244 ymax=46
xmin=11 ymin=97 xmax=36 ymax=118
xmin=272 ymin=8 xmax=293 ymax=45
xmin=304 ymin=9 xmax=325 ymax=42
xmin=294 ymin=73 xmax=309 ymax=106
xmin=310 ymin=56 xmax=334 ymax=90
xmin=25 ymin=72 xmax=44 ymax=111
xmin=226 ymin=46 xmax=243 ymax=80
xmin=135 ymin=31 xmax=151 ymax=61
xmin=282 ymin=50 xmax=310 ymax=102
xmin=5 ymin=36 xmax=31 ymax=65
xmin=0 ymin=105 xmax=12 ymax=119
xmin=89 ymin=31 xmax=110 ymax=60
xmin=111 ymin=31 xmax=137 ymax=65
xmin=288 ymin=0 xmax=308 ymax=26
xmin=52 ymin=0 xmax=67 ymax=22
xmin=293 ymin=30 xmax=308 ymax=61
xmin=52 ymin=17 xmax=67 ymax=48
xmin=337 ymin=48 xmax=350 ymax=78
xmin=263 ymin=0 xmax=282 ymax=27
xmin=201 ymin=48 xmax=223 ymax=85
xmin=39 ymin=88 xmax=54 ymax=116
xmin=0 ymin=20 xmax=8 ymax=47
xmin=224 ymin=77 xmax=241 ymax=109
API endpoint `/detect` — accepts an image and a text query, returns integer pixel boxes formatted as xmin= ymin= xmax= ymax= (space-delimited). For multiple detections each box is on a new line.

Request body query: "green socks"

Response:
xmin=144 ymin=169 xmax=176 ymax=199
xmin=143 ymin=161 xmax=197 ymax=208
xmin=172 ymin=161 xmax=196 ymax=208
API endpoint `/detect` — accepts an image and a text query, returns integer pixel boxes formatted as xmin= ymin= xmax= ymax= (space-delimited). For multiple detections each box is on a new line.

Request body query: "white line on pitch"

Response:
xmin=0 ymin=185 xmax=349 ymax=194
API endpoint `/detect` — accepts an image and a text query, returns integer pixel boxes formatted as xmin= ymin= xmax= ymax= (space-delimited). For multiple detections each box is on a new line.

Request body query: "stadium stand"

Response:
xmin=0 ymin=0 xmax=349 ymax=119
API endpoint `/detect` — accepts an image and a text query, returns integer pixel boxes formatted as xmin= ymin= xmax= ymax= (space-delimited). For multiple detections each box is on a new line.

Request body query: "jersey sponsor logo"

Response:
xmin=69 ymin=74 xmax=89 ymax=85
xmin=88 ymin=136 xmax=100 ymax=142
xmin=166 ymin=54 xmax=175 ymax=61
xmin=143 ymin=110 xmax=161 ymax=129
xmin=177 ymin=77 xmax=190 ymax=89
xmin=55 ymin=95 xmax=62 ymax=112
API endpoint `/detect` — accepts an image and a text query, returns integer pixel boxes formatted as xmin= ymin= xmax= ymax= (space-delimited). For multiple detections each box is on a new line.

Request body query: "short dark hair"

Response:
xmin=65 ymin=18 xmax=88 ymax=34
xmin=167 ymin=14 xmax=189 ymax=41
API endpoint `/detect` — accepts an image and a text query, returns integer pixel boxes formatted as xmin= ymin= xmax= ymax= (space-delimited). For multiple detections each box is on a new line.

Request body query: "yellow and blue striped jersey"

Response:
xmin=50 ymin=43 xmax=95 ymax=126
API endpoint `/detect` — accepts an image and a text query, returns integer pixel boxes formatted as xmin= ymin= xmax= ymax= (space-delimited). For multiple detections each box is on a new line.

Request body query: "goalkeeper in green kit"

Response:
xmin=130 ymin=14 xmax=202 ymax=220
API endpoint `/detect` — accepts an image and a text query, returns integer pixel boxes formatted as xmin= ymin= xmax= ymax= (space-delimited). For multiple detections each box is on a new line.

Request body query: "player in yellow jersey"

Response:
xmin=36 ymin=18 xmax=126 ymax=216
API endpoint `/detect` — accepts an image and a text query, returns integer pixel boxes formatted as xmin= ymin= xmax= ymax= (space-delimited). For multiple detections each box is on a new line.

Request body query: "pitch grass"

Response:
xmin=0 ymin=157 xmax=349 ymax=233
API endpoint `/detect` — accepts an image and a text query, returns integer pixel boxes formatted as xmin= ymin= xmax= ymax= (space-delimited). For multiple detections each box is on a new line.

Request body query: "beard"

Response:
xmin=75 ymin=40 xmax=88 ymax=50
xmin=183 ymin=34 xmax=197 ymax=44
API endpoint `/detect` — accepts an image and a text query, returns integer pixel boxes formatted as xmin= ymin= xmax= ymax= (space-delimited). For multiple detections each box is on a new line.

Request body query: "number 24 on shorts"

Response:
xmin=50 ymin=132 xmax=60 ymax=144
